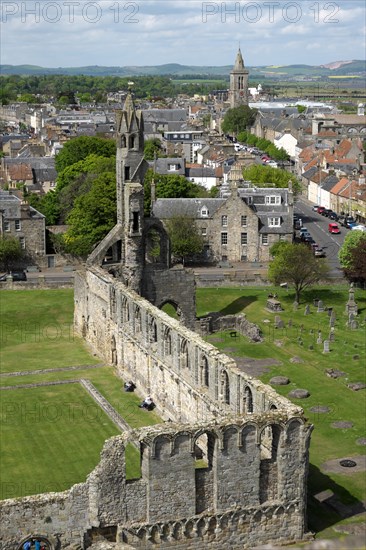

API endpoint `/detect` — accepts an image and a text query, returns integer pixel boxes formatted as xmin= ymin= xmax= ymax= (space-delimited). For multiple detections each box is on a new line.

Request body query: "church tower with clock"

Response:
xmin=229 ymin=47 xmax=249 ymax=108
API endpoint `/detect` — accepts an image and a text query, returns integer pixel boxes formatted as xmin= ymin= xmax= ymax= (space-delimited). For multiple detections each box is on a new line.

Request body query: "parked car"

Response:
xmin=312 ymin=205 xmax=320 ymax=211
xmin=329 ymin=212 xmax=339 ymax=221
xmin=351 ymin=224 xmax=366 ymax=232
xmin=313 ymin=247 xmax=326 ymax=257
xmin=294 ymin=219 xmax=303 ymax=230
xmin=339 ymin=216 xmax=356 ymax=228
xmin=299 ymin=227 xmax=309 ymax=236
xmin=300 ymin=231 xmax=312 ymax=241
xmin=328 ymin=223 xmax=340 ymax=234
xmin=267 ymin=161 xmax=278 ymax=168
xmin=317 ymin=206 xmax=326 ymax=215
xmin=0 ymin=270 xmax=27 ymax=281
xmin=323 ymin=209 xmax=333 ymax=217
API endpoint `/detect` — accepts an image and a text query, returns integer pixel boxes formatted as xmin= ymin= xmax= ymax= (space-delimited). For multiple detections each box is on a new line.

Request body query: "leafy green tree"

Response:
xmin=63 ymin=172 xmax=117 ymax=257
xmin=55 ymin=136 xmax=116 ymax=173
xmin=268 ymin=243 xmax=330 ymax=302
xmin=143 ymin=169 xmax=209 ymax=215
xmin=242 ymin=165 xmax=300 ymax=192
xmin=221 ymin=106 xmax=257 ymax=134
xmin=338 ymin=230 xmax=366 ymax=283
xmin=0 ymin=236 xmax=23 ymax=272
xmin=166 ymin=216 xmax=204 ymax=265
xmin=144 ymin=138 xmax=164 ymax=161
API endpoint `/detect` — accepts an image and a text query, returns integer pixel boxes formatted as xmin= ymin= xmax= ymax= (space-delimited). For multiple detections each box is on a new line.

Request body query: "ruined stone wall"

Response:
xmin=74 ymin=267 xmax=301 ymax=423
xmin=0 ymin=267 xmax=312 ymax=549
xmin=0 ymin=419 xmax=312 ymax=550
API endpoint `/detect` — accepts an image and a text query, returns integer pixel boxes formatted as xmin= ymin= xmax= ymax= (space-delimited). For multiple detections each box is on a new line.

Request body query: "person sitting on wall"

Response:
xmin=124 ymin=381 xmax=136 ymax=392
xmin=139 ymin=396 xmax=155 ymax=411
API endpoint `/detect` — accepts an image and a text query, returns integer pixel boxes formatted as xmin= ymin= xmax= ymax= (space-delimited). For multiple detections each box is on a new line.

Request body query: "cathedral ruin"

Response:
xmin=0 ymin=92 xmax=312 ymax=550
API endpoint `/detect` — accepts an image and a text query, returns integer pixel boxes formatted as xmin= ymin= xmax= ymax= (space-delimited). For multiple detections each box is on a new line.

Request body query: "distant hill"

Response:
xmin=1 ymin=60 xmax=365 ymax=78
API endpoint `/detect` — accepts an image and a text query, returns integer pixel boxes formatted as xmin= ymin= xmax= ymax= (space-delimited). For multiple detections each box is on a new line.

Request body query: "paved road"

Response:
xmin=294 ymin=197 xmax=346 ymax=278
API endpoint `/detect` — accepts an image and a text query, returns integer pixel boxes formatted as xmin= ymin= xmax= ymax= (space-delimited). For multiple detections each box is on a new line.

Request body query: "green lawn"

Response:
xmin=0 ymin=290 xmax=160 ymax=497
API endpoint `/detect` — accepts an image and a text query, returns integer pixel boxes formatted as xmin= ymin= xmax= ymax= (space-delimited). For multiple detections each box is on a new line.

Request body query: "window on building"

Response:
xmin=201 ymin=207 xmax=209 ymax=217
xmin=201 ymin=227 xmax=207 ymax=236
xmin=221 ymin=232 xmax=228 ymax=245
xmin=4 ymin=220 xmax=10 ymax=232
xmin=15 ymin=220 xmax=21 ymax=231
xmin=261 ymin=234 xmax=268 ymax=245
xmin=268 ymin=217 xmax=281 ymax=227
xmin=221 ymin=215 xmax=228 ymax=227
xmin=168 ymin=164 xmax=178 ymax=171
xmin=241 ymin=232 xmax=248 ymax=245
xmin=19 ymin=236 xmax=25 ymax=249
xmin=265 ymin=195 xmax=281 ymax=205
xmin=241 ymin=215 xmax=247 ymax=226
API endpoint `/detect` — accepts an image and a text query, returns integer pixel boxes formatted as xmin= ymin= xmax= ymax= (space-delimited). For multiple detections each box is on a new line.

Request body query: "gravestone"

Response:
xmin=304 ymin=305 xmax=310 ymax=316
xmin=329 ymin=328 xmax=335 ymax=342
xmin=350 ymin=320 xmax=359 ymax=330
xmin=323 ymin=340 xmax=330 ymax=353
xmin=317 ymin=332 xmax=322 ymax=344
xmin=274 ymin=316 xmax=284 ymax=329
xmin=317 ymin=300 xmax=325 ymax=313
xmin=327 ymin=308 xmax=333 ymax=317
xmin=329 ymin=312 xmax=336 ymax=327
xmin=293 ymin=301 xmax=299 ymax=311
xmin=345 ymin=284 xmax=358 ymax=316
xmin=313 ymin=299 xmax=319 ymax=307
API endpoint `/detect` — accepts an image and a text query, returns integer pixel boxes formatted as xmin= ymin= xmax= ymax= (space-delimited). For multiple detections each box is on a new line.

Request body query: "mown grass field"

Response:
xmin=0 ymin=290 xmax=160 ymax=498
xmin=0 ymin=287 xmax=365 ymax=540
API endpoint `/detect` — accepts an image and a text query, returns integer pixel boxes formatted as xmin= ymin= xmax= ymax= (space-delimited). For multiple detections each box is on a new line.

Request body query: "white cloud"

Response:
xmin=0 ymin=0 xmax=364 ymax=66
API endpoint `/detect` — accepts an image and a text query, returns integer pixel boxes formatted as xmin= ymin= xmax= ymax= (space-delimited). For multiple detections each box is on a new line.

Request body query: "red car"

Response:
xmin=317 ymin=206 xmax=326 ymax=214
xmin=328 ymin=223 xmax=340 ymax=234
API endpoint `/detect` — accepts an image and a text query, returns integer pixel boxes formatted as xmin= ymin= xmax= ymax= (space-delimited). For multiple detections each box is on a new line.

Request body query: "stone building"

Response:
xmin=0 ymin=95 xmax=312 ymax=550
xmin=228 ymin=48 xmax=249 ymax=108
xmin=0 ymin=190 xmax=46 ymax=265
xmin=152 ymin=178 xmax=294 ymax=264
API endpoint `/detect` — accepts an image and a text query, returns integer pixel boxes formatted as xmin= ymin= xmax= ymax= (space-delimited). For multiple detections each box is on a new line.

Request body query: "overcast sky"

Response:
xmin=1 ymin=0 xmax=365 ymax=67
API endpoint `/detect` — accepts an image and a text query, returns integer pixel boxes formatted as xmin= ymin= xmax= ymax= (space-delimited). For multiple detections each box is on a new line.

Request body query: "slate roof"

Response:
xmin=152 ymin=198 xmax=225 ymax=219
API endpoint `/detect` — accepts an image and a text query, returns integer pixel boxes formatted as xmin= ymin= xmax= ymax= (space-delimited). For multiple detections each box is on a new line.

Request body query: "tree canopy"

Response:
xmin=166 ymin=215 xmax=204 ymax=265
xmin=268 ymin=242 xmax=330 ymax=302
xmin=63 ymin=172 xmax=117 ymax=257
xmin=55 ymin=136 xmax=116 ymax=173
xmin=143 ymin=169 xmax=209 ymax=215
xmin=338 ymin=230 xmax=366 ymax=283
xmin=242 ymin=164 xmax=301 ymax=192
xmin=144 ymin=138 xmax=165 ymax=161
xmin=0 ymin=236 xmax=23 ymax=272
xmin=221 ymin=105 xmax=257 ymax=134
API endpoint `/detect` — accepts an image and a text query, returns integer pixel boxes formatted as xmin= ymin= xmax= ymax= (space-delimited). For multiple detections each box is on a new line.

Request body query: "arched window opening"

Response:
xmin=201 ymin=355 xmax=209 ymax=387
xmin=164 ymin=327 xmax=172 ymax=356
xmin=260 ymin=425 xmax=281 ymax=461
xmin=221 ymin=370 xmax=230 ymax=404
xmin=149 ymin=318 xmax=157 ymax=343
xmin=134 ymin=306 xmax=142 ymax=334
xmin=122 ymin=297 xmax=130 ymax=323
xmin=244 ymin=386 xmax=253 ymax=413
xmin=180 ymin=339 xmax=189 ymax=370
